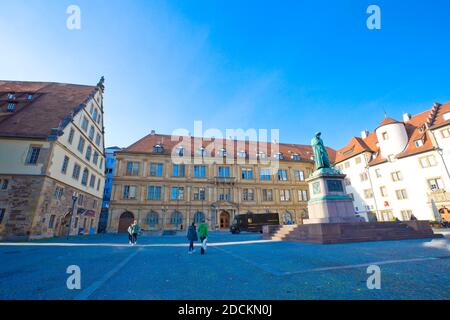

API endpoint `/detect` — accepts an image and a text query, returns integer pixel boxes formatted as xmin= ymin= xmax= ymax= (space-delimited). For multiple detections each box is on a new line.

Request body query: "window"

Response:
xmin=355 ymin=156 xmax=362 ymax=164
xmin=89 ymin=175 xmax=96 ymax=188
xmin=400 ymin=210 xmax=413 ymax=221
xmin=298 ymin=190 xmax=308 ymax=202
xmin=78 ymin=194 xmax=84 ymax=206
xmin=48 ymin=215 xmax=56 ymax=229
xmin=85 ymin=146 xmax=92 ymax=161
xmin=238 ymin=150 xmax=247 ymax=158
xmin=218 ymin=166 xmax=230 ymax=177
xmin=218 ymin=188 xmax=232 ymax=201
xmin=172 ymin=164 xmax=185 ymax=177
xmin=77 ymin=137 xmax=85 ymax=153
xmin=7 ymin=93 xmax=15 ymax=100
xmin=72 ymin=164 xmax=81 ymax=180
xmin=126 ymin=162 xmax=140 ymax=176
xmin=262 ymin=189 xmax=273 ymax=202
xmin=93 ymin=108 xmax=98 ymax=122
xmin=396 ymin=189 xmax=408 ymax=200
xmin=441 ymin=128 xmax=450 ymax=138
xmin=149 ymin=163 xmax=163 ymax=177
xmin=74 ymin=217 xmax=79 ymax=228
xmin=364 ymin=189 xmax=374 ymax=199
xmin=278 ymin=169 xmax=288 ymax=181
xmin=68 ymin=128 xmax=75 ymax=144
xmin=380 ymin=186 xmax=388 ymax=197
xmin=95 ymin=133 xmax=101 ymax=146
xmin=294 ymin=170 xmax=305 ymax=181
xmin=93 ymin=152 xmax=99 ymax=165
xmin=25 ymin=146 xmax=41 ymax=164
xmin=97 ymin=179 xmax=101 ymax=191
xmin=99 ymin=157 xmax=103 ymax=170
xmin=123 ymin=185 xmax=137 ymax=199
xmin=97 ymin=114 xmax=101 ymax=125
xmin=443 ymin=112 xmax=450 ymax=121
xmin=375 ymin=169 xmax=382 ymax=178
xmin=0 ymin=179 xmax=9 ymax=190
xmin=198 ymin=147 xmax=207 ymax=157
xmin=146 ymin=211 xmax=159 ymax=227
xmin=61 ymin=156 xmax=70 ymax=174
xmin=274 ymin=152 xmax=284 ymax=160
xmin=419 ymin=155 xmax=438 ymax=168
xmin=391 ymin=171 xmax=403 ymax=182
xmin=428 ymin=178 xmax=444 ymax=191
xmin=243 ymin=189 xmax=255 ymax=201
xmin=81 ymin=169 xmax=89 ymax=186
xmin=27 ymin=94 xmax=33 ymax=100
xmin=260 ymin=168 xmax=271 ymax=181
xmin=0 ymin=208 xmax=5 ymax=224
xmin=171 ymin=187 xmax=184 ymax=200
xmin=193 ymin=187 xmax=206 ymax=201
xmin=7 ymin=103 xmax=16 ymax=111
xmin=241 ymin=168 xmax=253 ymax=180
xmin=415 ymin=139 xmax=424 ymax=147
xmin=382 ymin=132 xmax=389 ymax=140
xmin=257 ymin=152 xmax=266 ymax=160
xmin=194 ymin=212 xmax=205 ymax=224
xmin=359 ymin=172 xmax=368 ymax=182
xmin=176 ymin=146 xmax=185 ymax=157
xmin=147 ymin=186 xmax=162 ymax=200
xmin=89 ymin=104 xmax=94 ymax=114
xmin=153 ymin=145 xmax=163 ymax=153
xmin=292 ymin=154 xmax=301 ymax=161
xmin=88 ymin=126 xmax=95 ymax=140
xmin=54 ymin=187 xmax=64 ymax=200
xmin=193 ymin=165 xmax=206 ymax=178
xmin=170 ymin=212 xmax=183 ymax=225
xmin=81 ymin=116 xmax=88 ymax=132
xmin=280 ymin=190 xmax=291 ymax=202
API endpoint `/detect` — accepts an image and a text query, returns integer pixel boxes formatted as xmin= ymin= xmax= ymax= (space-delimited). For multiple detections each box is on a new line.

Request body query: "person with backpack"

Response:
xmin=197 ymin=220 xmax=209 ymax=255
xmin=187 ymin=222 xmax=198 ymax=254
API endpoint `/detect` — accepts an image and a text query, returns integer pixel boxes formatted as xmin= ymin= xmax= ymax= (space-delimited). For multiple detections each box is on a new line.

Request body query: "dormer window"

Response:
xmin=382 ymin=132 xmax=389 ymax=141
xmin=197 ymin=147 xmax=207 ymax=157
xmin=7 ymin=103 xmax=16 ymax=112
xmin=219 ymin=148 xmax=227 ymax=157
xmin=27 ymin=94 xmax=33 ymax=100
xmin=274 ymin=152 xmax=284 ymax=160
xmin=176 ymin=146 xmax=185 ymax=156
xmin=7 ymin=93 xmax=15 ymax=100
xmin=415 ymin=139 xmax=424 ymax=147
xmin=238 ymin=150 xmax=247 ymax=158
xmin=443 ymin=112 xmax=450 ymax=121
xmin=292 ymin=154 xmax=301 ymax=161
xmin=153 ymin=145 xmax=163 ymax=153
xmin=257 ymin=152 xmax=266 ymax=160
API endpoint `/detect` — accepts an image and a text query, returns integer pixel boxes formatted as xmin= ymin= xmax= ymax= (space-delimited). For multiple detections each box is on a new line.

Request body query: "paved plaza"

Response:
xmin=0 ymin=231 xmax=449 ymax=300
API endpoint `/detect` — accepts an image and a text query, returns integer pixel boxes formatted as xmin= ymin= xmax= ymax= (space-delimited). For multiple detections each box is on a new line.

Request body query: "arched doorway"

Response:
xmin=118 ymin=211 xmax=134 ymax=233
xmin=58 ymin=212 xmax=71 ymax=237
xmin=219 ymin=210 xmax=230 ymax=229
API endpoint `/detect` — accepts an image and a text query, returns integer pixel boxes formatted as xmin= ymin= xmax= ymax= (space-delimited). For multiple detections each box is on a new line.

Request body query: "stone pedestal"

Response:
xmin=304 ymin=168 xmax=360 ymax=224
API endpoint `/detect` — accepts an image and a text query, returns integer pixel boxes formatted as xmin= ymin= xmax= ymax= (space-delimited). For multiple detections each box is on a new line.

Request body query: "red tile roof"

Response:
xmin=0 ymin=79 xmax=103 ymax=139
xmin=335 ymin=102 xmax=450 ymax=165
xmin=122 ymin=133 xmax=336 ymax=163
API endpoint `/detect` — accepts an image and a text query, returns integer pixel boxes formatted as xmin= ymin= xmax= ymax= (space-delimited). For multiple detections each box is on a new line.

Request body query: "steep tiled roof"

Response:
xmin=122 ymin=133 xmax=336 ymax=163
xmin=336 ymin=102 xmax=449 ymax=165
xmin=0 ymin=80 xmax=103 ymax=139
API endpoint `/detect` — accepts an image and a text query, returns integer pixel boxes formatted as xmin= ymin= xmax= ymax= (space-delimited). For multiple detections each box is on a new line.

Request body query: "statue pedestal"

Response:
xmin=304 ymin=168 xmax=360 ymax=224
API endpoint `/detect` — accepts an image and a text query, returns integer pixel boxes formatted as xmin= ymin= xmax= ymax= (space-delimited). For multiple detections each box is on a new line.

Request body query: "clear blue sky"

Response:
xmin=1 ymin=0 xmax=449 ymax=149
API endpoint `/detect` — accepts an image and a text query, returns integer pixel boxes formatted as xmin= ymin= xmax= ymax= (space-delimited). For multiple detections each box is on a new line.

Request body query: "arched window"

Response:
xmin=194 ymin=211 xmax=205 ymax=224
xmin=153 ymin=144 xmax=163 ymax=153
xmin=284 ymin=212 xmax=294 ymax=224
xmin=170 ymin=211 xmax=183 ymax=225
xmin=146 ymin=211 xmax=159 ymax=227
xmin=176 ymin=146 xmax=185 ymax=156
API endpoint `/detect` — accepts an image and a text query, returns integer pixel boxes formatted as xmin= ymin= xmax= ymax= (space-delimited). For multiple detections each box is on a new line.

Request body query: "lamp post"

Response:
xmin=67 ymin=192 xmax=78 ymax=240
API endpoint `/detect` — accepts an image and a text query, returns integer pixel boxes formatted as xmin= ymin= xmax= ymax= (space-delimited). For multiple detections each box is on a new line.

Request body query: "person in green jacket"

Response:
xmin=197 ymin=220 xmax=208 ymax=255
xmin=131 ymin=220 xmax=140 ymax=245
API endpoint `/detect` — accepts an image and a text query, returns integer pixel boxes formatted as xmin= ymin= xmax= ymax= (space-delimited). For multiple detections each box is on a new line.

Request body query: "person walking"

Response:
xmin=127 ymin=224 xmax=133 ymax=245
xmin=187 ymin=222 xmax=198 ymax=254
xmin=198 ymin=220 xmax=209 ymax=255
xmin=131 ymin=220 xmax=140 ymax=245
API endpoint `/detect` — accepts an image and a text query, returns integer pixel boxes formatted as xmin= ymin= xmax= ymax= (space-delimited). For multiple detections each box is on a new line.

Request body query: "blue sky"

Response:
xmin=0 ymin=0 xmax=449 ymax=149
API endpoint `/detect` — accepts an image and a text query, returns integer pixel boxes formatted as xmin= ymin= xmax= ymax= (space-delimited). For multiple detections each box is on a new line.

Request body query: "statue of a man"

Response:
xmin=311 ymin=132 xmax=331 ymax=170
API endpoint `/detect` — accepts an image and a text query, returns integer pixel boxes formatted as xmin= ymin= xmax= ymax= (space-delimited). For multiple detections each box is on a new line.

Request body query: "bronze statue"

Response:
xmin=311 ymin=132 xmax=331 ymax=170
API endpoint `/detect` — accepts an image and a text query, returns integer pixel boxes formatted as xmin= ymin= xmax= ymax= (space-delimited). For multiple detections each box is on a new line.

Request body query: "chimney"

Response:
xmin=403 ymin=113 xmax=411 ymax=122
xmin=150 ymin=130 xmax=156 ymax=135
xmin=361 ymin=130 xmax=369 ymax=139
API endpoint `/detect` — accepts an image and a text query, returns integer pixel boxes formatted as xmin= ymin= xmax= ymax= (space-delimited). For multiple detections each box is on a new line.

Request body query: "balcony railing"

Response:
xmin=214 ymin=176 xmax=236 ymax=184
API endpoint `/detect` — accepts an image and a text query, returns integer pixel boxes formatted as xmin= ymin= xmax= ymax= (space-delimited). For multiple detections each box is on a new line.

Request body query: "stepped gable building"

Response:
xmin=109 ymin=131 xmax=336 ymax=233
xmin=0 ymin=78 xmax=106 ymax=240
xmin=335 ymin=102 xmax=450 ymax=222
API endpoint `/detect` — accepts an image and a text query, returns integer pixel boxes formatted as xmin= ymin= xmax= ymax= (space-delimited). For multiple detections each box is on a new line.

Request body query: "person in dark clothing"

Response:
xmin=187 ymin=222 xmax=198 ymax=254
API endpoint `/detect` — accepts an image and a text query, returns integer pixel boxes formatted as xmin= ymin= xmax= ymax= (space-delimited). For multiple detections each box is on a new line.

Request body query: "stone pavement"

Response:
xmin=0 ymin=231 xmax=449 ymax=300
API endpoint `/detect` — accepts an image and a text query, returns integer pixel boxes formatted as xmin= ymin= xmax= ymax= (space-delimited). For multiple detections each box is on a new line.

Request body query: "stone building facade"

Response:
xmin=108 ymin=132 xmax=336 ymax=233
xmin=0 ymin=79 xmax=106 ymax=240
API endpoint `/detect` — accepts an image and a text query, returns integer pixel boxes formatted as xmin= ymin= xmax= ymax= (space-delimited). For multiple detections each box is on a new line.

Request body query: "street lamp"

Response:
xmin=67 ymin=192 xmax=78 ymax=240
